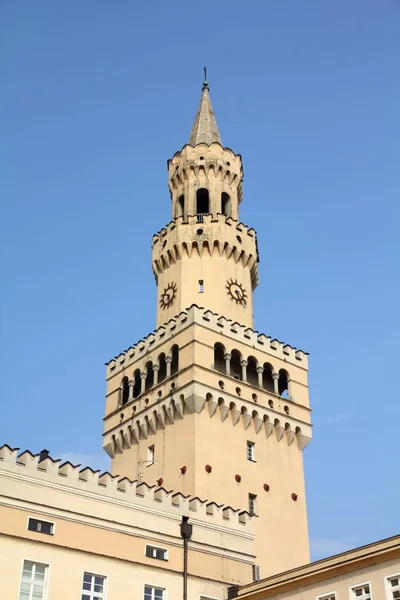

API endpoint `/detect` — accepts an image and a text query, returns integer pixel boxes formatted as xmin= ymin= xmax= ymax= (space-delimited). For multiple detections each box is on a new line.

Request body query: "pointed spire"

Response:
xmin=189 ymin=69 xmax=222 ymax=146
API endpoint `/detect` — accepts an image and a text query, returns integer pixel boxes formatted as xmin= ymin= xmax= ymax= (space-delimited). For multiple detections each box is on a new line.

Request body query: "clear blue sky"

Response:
xmin=1 ymin=1 xmax=399 ymax=561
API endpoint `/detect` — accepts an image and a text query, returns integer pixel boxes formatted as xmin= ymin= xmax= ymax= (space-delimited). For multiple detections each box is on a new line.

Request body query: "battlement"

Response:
xmin=152 ymin=214 xmax=258 ymax=288
xmin=0 ymin=444 xmax=253 ymax=531
xmin=106 ymin=305 xmax=308 ymax=377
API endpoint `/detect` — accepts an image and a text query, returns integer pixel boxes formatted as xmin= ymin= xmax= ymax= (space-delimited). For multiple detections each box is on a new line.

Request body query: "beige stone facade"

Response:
xmin=0 ymin=444 xmax=254 ymax=599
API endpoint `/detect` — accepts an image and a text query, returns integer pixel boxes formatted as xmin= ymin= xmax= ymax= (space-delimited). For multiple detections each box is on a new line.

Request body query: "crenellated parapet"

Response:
xmin=152 ymin=214 xmax=258 ymax=288
xmin=0 ymin=444 xmax=253 ymax=530
xmin=106 ymin=305 xmax=308 ymax=376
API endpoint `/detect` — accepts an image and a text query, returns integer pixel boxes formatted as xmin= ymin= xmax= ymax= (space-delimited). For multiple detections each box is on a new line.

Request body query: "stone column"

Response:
xmin=240 ymin=359 xmax=248 ymax=382
xmin=287 ymin=378 xmax=293 ymax=400
xmin=140 ymin=372 xmax=147 ymax=395
xmin=224 ymin=353 xmax=232 ymax=376
xmin=165 ymin=356 xmax=173 ymax=378
xmin=272 ymin=372 xmax=279 ymax=395
xmin=153 ymin=364 xmax=160 ymax=386
xmin=256 ymin=366 xmax=264 ymax=388
xmin=128 ymin=380 xmax=135 ymax=401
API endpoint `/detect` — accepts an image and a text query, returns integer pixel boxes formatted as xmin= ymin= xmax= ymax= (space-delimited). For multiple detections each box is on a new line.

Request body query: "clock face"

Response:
xmin=159 ymin=282 xmax=177 ymax=309
xmin=226 ymin=278 xmax=248 ymax=306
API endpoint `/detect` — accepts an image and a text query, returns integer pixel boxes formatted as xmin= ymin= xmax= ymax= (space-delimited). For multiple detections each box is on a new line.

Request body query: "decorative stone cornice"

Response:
xmin=102 ymin=381 xmax=312 ymax=460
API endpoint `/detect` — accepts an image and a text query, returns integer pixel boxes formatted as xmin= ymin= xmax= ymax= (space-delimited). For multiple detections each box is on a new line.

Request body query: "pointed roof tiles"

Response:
xmin=189 ymin=82 xmax=222 ymax=146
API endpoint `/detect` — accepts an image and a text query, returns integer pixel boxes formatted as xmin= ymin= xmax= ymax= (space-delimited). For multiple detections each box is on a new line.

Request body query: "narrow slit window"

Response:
xmin=248 ymin=493 xmax=257 ymax=516
xmin=246 ymin=441 xmax=255 ymax=461
xmin=198 ymin=280 xmax=204 ymax=293
xmin=148 ymin=445 xmax=155 ymax=465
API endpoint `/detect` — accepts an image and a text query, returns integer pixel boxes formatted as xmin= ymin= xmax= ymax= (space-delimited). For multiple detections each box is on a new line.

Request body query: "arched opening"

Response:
xmin=247 ymin=356 xmax=258 ymax=387
xmin=145 ymin=361 xmax=154 ymax=392
xmin=262 ymin=363 xmax=274 ymax=394
xmin=221 ymin=192 xmax=231 ymax=217
xmin=133 ymin=369 xmax=141 ymax=399
xmin=158 ymin=353 xmax=167 ymax=383
xmin=214 ymin=343 xmax=225 ymax=373
xmin=278 ymin=369 xmax=289 ymax=398
xmin=196 ymin=188 xmax=209 ymax=216
xmin=121 ymin=376 xmax=129 ymax=405
xmin=177 ymin=195 xmax=185 ymax=218
xmin=171 ymin=345 xmax=179 ymax=375
xmin=231 ymin=349 xmax=242 ymax=381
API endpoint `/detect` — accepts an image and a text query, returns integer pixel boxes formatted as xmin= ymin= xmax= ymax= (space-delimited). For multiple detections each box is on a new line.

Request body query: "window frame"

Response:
xmin=248 ymin=493 xmax=257 ymax=516
xmin=19 ymin=558 xmax=50 ymax=600
xmin=385 ymin=573 xmax=400 ymax=599
xmin=27 ymin=516 xmax=55 ymax=536
xmin=246 ymin=441 xmax=256 ymax=462
xmin=145 ymin=544 xmax=169 ymax=561
xmin=147 ymin=445 xmax=155 ymax=466
xmin=144 ymin=583 xmax=166 ymax=600
xmin=349 ymin=581 xmax=372 ymax=600
xmin=80 ymin=570 xmax=107 ymax=600
xmin=317 ymin=593 xmax=337 ymax=600
xmin=198 ymin=280 xmax=204 ymax=293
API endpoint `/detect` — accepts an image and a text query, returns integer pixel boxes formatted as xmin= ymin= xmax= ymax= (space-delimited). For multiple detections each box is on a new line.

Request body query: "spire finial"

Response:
xmin=203 ymin=66 xmax=208 ymax=90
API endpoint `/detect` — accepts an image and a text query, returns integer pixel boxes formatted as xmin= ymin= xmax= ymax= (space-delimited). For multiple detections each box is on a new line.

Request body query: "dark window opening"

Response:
xmin=221 ymin=192 xmax=231 ymax=217
xmin=247 ymin=357 xmax=258 ymax=387
xmin=278 ymin=369 xmax=289 ymax=398
xmin=177 ymin=195 xmax=185 ymax=218
xmin=145 ymin=362 xmax=154 ymax=392
xmin=231 ymin=350 xmax=242 ymax=381
xmin=171 ymin=345 xmax=179 ymax=376
xmin=262 ymin=363 xmax=274 ymax=393
xmin=28 ymin=518 xmax=53 ymax=535
xmin=158 ymin=353 xmax=167 ymax=383
xmin=133 ymin=369 xmax=141 ymax=398
xmin=121 ymin=376 xmax=129 ymax=405
xmin=196 ymin=188 xmax=209 ymax=215
xmin=214 ymin=343 xmax=225 ymax=374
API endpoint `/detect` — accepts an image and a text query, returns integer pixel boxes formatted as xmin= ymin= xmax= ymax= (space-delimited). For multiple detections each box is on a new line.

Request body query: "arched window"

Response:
xmin=196 ymin=188 xmax=209 ymax=215
xmin=133 ymin=369 xmax=141 ymax=399
xmin=177 ymin=195 xmax=185 ymax=218
xmin=171 ymin=345 xmax=179 ymax=375
xmin=121 ymin=376 xmax=129 ymax=405
xmin=158 ymin=353 xmax=167 ymax=383
xmin=262 ymin=363 xmax=274 ymax=393
xmin=247 ymin=356 xmax=258 ymax=387
xmin=145 ymin=361 xmax=154 ymax=392
xmin=278 ymin=369 xmax=289 ymax=398
xmin=214 ymin=343 xmax=225 ymax=373
xmin=221 ymin=192 xmax=231 ymax=217
xmin=231 ymin=349 xmax=242 ymax=381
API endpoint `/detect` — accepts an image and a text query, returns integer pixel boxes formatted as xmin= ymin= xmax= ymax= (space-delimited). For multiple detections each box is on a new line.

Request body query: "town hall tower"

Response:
xmin=103 ymin=79 xmax=312 ymax=578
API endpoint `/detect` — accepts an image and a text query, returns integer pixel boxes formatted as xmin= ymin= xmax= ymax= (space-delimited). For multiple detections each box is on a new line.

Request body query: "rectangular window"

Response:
xmin=351 ymin=583 xmax=371 ymax=600
xmin=148 ymin=445 xmax=155 ymax=465
xmin=252 ymin=564 xmax=261 ymax=581
xmin=145 ymin=545 xmax=168 ymax=560
xmin=198 ymin=280 xmax=204 ymax=293
xmin=246 ymin=441 xmax=255 ymax=461
xmin=27 ymin=517 xmax=54 ymax=535
xmin=19 ymin=560 xmax=48 ymax=600
xmin=144 ymin=585 xmax=164 ymax=600
xmin=387 ymin=575 xmax=400 ymax=599
xmin=248 ymin=493 xmax=257 ymax=515
xmin=81 ymin=572 xmax=106 ymax=600
xmin=317 ymin=594 xmax=336 ymax=600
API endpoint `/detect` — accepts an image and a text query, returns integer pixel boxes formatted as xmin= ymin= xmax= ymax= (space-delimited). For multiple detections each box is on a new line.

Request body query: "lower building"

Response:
xmin=0 ymin=444 xmax=254 ymax=600
xmin=230 ymin=535 xmax=400 ymax=600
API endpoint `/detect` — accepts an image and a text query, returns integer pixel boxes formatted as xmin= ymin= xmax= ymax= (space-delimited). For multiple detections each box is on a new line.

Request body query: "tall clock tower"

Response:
xmin=103 ymin=79 xmax=312 ymax=579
